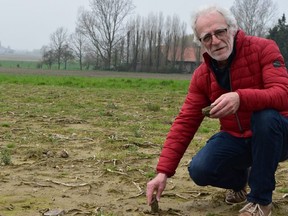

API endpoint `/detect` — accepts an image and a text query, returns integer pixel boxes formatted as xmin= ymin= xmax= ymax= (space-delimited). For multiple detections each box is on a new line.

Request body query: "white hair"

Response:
xmin=191 ymin=5 xmax=238 ymax=44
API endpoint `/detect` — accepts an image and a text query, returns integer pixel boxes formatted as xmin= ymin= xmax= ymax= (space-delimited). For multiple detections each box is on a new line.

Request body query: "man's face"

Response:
xmin=196 ymin=11 xmax=234 ymax=62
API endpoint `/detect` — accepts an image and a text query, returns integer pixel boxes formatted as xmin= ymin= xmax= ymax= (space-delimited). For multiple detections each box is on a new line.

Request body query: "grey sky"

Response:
xmin=0 ymin=0 xmax=287 ymax=51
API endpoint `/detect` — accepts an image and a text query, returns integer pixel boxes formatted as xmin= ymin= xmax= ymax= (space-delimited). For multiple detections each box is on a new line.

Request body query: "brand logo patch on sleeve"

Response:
xmin=273 ymin=60 xmax=282 ymax=67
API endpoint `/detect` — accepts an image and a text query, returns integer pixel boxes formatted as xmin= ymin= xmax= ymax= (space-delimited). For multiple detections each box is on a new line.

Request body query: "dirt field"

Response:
xmin=0 ymin=68 xmax=288 ymax=216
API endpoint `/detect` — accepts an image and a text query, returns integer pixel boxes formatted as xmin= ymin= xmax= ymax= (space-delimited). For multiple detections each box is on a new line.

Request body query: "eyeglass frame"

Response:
xmin=198 ymin=26 xmax=229 ymax=44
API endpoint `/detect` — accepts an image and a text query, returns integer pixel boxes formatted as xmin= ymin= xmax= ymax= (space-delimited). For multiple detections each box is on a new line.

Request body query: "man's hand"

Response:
xmin=146 ymin=173 xmax=168 ymax=205
xmin=210 ymin=92 xmax=240 ymax=118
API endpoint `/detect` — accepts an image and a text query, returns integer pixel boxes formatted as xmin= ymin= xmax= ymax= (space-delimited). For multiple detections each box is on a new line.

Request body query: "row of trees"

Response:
xmin=41 ymin=0 xmax=191 ymax=73
xmin=40 ymin=0 xmax=288 ymax=73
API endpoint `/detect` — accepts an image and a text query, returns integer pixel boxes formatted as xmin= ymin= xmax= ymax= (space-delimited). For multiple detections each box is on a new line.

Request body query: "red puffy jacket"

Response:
xmin=157 ymin=30 xmax=288 ymax=177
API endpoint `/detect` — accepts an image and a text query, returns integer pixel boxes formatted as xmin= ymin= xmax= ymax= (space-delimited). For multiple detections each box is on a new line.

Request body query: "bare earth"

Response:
xmin=0 ymin=68 xmax=288 ymax=216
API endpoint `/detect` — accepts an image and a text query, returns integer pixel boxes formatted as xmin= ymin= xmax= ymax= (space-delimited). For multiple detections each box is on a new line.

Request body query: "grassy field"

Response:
xmin=0 ymin=59 xmax=80 ymax=70
xmin=0 ymin=73 xmax=190 ymax=90
xmin=0 ymin=73 xmax=287 ymax=215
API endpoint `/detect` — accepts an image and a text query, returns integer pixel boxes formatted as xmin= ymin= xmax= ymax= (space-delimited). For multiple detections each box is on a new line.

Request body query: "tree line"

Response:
xmin=40 ymin=0 xmax=288 ymax=73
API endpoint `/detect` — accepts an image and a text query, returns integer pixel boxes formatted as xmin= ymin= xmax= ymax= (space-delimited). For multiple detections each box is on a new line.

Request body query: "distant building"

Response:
xmin=0 ymin=41 xmax=14 ymax=54
xmin=165 ymin=45 xmax=204 ymax=73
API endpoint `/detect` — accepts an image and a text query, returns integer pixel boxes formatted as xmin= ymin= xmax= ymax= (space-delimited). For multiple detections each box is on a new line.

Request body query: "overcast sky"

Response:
xmin=0 ymin=0 xmax=287 ymax=51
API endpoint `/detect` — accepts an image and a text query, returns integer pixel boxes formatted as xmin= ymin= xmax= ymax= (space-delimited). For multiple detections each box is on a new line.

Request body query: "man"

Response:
xmin=146 ymin=5 xmax=288 ymax=216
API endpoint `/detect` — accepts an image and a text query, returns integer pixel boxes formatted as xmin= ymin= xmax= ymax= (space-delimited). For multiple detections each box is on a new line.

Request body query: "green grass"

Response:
xmin=0 ymin=73 xmax=193 ymax=157
xmin=0 ymin=148 xmax=12 ymax=165
xmin=0 ymin=74 xmax=214 ymax=150
xmin=0 ymin=73 xmax=189 ymax=92
xmin=0 ymin=59 xmax=80 ymax=70
xmin=277 ymin=188 xmax=288 ymax=193
xmin=0 ymin=60 xmax=39 ymax=69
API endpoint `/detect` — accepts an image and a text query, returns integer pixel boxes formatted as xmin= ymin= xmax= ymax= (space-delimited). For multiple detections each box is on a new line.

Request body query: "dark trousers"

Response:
xmin=188 ymin=109 xmax=288 ymax=205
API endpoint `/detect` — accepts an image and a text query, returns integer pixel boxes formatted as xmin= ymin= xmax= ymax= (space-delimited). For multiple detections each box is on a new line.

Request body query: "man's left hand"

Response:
xmin=210 ymin=92 xmax=240 ymax=118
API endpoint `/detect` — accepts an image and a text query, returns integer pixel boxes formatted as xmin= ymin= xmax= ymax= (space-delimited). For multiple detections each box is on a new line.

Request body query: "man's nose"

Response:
xmin=211 ymin=34 xmax=221 ymax=44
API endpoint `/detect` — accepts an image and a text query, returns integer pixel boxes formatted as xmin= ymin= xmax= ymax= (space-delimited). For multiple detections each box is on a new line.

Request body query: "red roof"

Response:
xmin=166 ymin=46 xmax=203 ymax=62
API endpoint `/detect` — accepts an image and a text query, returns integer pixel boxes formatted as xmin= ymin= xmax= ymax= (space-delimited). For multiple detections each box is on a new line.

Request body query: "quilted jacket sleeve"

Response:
xmin=156 ymin=70 xmax=209 ymax=177
xmin=236 ymin=39 xmax=288 ymax=111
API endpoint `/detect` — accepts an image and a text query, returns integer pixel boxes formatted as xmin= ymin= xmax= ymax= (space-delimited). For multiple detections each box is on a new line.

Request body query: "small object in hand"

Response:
xmin=202 ymin=105 xmax=213 ymax=117
xmin=151 ymin=194 xmax=159 ymax=213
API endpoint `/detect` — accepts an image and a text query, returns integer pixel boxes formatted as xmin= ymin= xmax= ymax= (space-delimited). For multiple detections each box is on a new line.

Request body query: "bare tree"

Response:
xmin=130 ymin=15 xmax=142 ymax=71
xmin=126 ymin=30 xmax=131 ymax=65
xmin=50 ymin=27 xmax=69 ymax=69
xmin=231 ymin=0 xmax=277 ymax=36
xmin=179 ymin=22 xmax=187 ymax=72
xmin=62 ymin=44 xmax=74 ymax=70
xmin=119 ymin=38 xmax=125 ymax=65
xmin=164 ymin=16 xmax=172 ymax=67
xmin=77 ymin=0 xmax=135 ymax=69
xmin=146 ymin=13 xmax=157 ymax=70
xmin=119 ymin=11 xmax=190 ymax=73
xmin=41 ymin=46 xmax=55 ymax=69
xmin=70 ymin=28 xmax=87 ymax=70
xmin=139 ymin=26 xmax=147 ymax=71
xmin=171 ymin=15 xmax=181 ymax=68
xmin=155 ymin=13 xmax=164 ymax=71
xmin=83 ymin=47 xmax=99 ymax=70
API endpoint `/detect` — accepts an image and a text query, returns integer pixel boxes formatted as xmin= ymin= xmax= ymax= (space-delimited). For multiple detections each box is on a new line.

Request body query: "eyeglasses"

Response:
xmin=199 ymin=28 xmax=228 ymax=44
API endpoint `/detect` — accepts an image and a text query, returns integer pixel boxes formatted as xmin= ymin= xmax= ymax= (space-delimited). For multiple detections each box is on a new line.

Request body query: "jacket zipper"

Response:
xmin=228 ymin=69 xmax=244 ymax=134
xmin=209 ymin=64 xmax=244 ymax=135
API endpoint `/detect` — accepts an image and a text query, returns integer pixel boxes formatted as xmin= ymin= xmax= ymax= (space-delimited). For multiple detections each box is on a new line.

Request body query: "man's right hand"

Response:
xmin=146 ymin=173 xmax=168 ymax=205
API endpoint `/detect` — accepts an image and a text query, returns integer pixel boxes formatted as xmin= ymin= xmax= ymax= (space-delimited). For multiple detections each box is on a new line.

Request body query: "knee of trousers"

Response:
xmin=188 ymin=159 xmax=214 ymax=186
xmin=251 ymin=109 xmax=280 ymax=131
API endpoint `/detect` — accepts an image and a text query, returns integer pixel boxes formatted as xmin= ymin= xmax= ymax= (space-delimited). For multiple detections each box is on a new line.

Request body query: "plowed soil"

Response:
xmin=0 ymin=67 xmax=288 ymax=216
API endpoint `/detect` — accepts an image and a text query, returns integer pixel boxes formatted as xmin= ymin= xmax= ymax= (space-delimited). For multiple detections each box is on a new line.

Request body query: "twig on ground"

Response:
xmin=21 ymin=181 xmax=52 ymax=188
xmin=123 ymin=141 xmax=159 ymax=148
xmin=128 ymin=191 xmax=145 ymax=198
xmin=132 ymin=181 xmax=143 ymax=193
xmin=106 ymin=168 xmax=128 ymax=175
xmin=46 ymin=179 xmax=92 ymax=193
xmin=162 ymin=193 xmax=189 ymax=200
xmin=66 ymin=208 xmax=92 ymax=216
xmin=185 ymin=190 xmax=210 ymax=197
